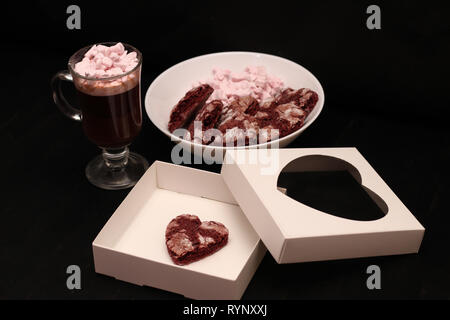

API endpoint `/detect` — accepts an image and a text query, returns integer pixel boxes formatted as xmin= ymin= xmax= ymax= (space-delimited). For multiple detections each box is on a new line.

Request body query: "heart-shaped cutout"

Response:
xmin=165 ymin=214 xmax=229 ymax=265
xmin=277 ymin=155 xmax=388 ymax=221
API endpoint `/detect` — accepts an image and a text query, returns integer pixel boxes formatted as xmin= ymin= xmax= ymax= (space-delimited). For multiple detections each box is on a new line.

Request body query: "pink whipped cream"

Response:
xmin=198 ymin=66 xmax=284 ymax=105
xmin=73 ymin=43 xmax=140 ymax=96
xmin=74 ymin=42 xmax=138 ymax=78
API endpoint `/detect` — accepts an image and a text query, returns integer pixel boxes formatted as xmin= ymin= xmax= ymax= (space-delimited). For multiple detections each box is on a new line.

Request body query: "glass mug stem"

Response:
xmin=102 ymin=147 xmax=129 ymax=170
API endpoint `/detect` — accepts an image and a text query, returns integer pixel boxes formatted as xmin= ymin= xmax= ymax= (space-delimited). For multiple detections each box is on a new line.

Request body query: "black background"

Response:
xmin=0 ymin=0 xmax=449 ymax=299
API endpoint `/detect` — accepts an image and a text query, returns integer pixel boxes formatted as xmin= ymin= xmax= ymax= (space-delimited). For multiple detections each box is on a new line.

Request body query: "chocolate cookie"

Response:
xmin=169 ymin=83 xmax=319 ymax=146
xmin=269 ymin=88 xmax=318 ymax=114
xmin=296 ymin=88 xmax=319 ymax=114
xmin=168 ymin=84 xmax=214 ymax=133
xmin=186 ymin=100 xmax=223 ymax=144
xmin=252 ymin=88 xmax=318 ymax=141
xmin=165 ymin=214 xmax=229 ymax=266
xmin=262 ymin=102 xmax=307 ymax=139
xmin=218 ymin=95 xmax=259 ymax=127
xmin=217 ymin=113 xmax=259 ymax=146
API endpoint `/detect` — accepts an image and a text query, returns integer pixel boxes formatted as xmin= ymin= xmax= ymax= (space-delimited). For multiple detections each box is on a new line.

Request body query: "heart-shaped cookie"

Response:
xmin=165 ymin=214 xmax=229 ymax=266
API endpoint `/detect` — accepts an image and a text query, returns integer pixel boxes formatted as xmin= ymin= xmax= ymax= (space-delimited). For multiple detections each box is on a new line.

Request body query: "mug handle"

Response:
xmin=51 ymin=70 xmax=82 ymax=122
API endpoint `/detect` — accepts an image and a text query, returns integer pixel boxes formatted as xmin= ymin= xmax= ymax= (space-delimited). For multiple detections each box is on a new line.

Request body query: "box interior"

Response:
xmin=94 ymin=161 xmax=261 ymax=281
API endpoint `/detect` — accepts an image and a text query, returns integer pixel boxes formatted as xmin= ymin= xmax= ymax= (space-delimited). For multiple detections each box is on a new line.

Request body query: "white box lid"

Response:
xmin=221 ymin=147 xmax=425 ymax=263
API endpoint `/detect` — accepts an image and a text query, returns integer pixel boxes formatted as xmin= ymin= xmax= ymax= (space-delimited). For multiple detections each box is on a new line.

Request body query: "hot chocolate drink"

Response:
xmin=72 ymin=43 xmax=142 ymax=148
xmin=52 ymin=42 xmax=149 ymax=190
xmin=77 ymin=85 xmax=141 ymax=148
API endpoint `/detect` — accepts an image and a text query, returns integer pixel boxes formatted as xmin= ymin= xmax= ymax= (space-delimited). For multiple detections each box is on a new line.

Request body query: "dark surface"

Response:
xmin=277 ymin=171 xmax=387 ymax=221
xmin=0 ymin=1 xmax=449 ymax=299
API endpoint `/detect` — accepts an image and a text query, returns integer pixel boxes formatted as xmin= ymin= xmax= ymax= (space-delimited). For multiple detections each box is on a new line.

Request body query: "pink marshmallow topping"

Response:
xmin=74 ymin=42 xmax=138 ymax=78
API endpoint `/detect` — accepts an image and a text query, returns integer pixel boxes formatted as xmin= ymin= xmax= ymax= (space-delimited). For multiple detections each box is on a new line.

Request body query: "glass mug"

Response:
xmin=51 ymin=42 xmax=149 ymax=190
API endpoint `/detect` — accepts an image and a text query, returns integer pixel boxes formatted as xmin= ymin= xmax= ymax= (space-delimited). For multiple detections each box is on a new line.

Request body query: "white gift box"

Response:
xmin=221 ymin=147 xmax=425 ymax=263
xmin=92 ymin=161 xmax=266 ymax=299
xmin=93 ymin=147 xmax=424 ymax=299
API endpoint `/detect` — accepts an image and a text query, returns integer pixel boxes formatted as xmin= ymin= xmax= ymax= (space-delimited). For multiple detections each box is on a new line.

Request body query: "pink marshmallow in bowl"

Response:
xmin=201 ymin=66 xmax=284 ymax=106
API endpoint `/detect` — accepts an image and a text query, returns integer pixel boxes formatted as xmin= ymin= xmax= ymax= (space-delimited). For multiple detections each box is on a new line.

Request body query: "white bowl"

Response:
xmin=144 ymin=52 xmax=324 ymax=159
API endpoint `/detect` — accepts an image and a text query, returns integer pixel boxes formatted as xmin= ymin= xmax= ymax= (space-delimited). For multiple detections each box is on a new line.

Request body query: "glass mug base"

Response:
xmin=85 ymin=149 xmax=149 ymax=190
